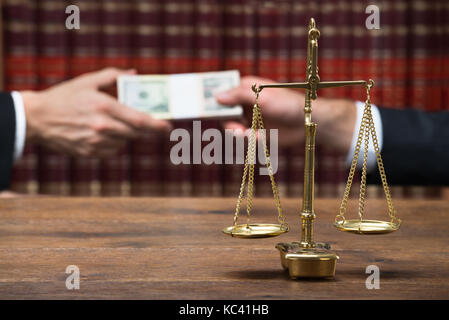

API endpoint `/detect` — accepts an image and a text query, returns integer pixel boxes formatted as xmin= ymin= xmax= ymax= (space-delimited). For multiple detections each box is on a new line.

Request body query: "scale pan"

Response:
xmin=334 ymin=219 xmax=399 ymax=235
xmin=223 ymin=223 xmax=288 ymax=238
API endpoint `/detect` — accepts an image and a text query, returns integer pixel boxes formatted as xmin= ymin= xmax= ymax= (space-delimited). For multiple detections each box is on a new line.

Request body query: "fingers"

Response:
xmin=223 ymin=121 xmax=304 ymax=147
xmin=82 ymin=67 xmax=136 ymax=88
xmin=0 ymin=191 xmax=21 ymax=198
xmin=75 ymin=134 xmax=127 ymax=158
xmin=98 ymin=93 xmax=173 ymax=132
xmin=215 ymin=86 xmax=253 ymax=106
xmin=215 ymin=75 xmax=275 ymax=106
xmin=91 ymin=144 xmax=125 ymax=158
xmin=222 ymin=121 xmax=266 ymax=142
xmin=91 ymin=117 xmax=140 ymax=139
xmin=223 ymin=121 xmax=247 ymax=133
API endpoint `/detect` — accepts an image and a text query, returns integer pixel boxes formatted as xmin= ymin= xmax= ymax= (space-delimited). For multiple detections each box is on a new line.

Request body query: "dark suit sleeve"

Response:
xmin=0 ymin=92 xmax=16 ymax=191
xmin=368 ymin=107 xmax=449 ymax=186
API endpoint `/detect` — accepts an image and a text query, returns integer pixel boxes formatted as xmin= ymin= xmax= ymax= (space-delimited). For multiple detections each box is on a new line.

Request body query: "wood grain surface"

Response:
xmin=0 ymin=197 xmax=448 ymax=299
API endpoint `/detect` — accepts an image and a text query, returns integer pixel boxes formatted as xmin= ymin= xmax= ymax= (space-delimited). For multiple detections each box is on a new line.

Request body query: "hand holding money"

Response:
xmin=118 ymin=70 xmax=243 ymax=120
xmin=21 ymin=68 xmax=172 ymax=158
xmin=217 ymin=75 xmax=357 ymax=153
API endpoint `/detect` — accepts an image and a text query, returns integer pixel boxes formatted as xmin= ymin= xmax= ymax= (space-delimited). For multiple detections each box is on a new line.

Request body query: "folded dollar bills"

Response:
xmin=118 ymin=70 xmax=243 ymax=120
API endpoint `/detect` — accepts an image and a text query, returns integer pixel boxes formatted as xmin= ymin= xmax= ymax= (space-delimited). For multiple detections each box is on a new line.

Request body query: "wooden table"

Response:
xmin=0 ymin=197 xmax=448 ymax=299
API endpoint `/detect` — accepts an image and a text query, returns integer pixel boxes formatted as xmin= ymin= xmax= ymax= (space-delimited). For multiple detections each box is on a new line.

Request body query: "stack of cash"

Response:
xmin=118 ymin=70 xmax=243 ymax=120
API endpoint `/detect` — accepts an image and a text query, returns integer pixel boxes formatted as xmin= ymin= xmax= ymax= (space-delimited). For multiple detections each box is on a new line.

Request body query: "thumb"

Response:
xmin=215 ymin=86 xmax=255 ymax=106
xmin=83 ymin=67 xmax=136 ymax=88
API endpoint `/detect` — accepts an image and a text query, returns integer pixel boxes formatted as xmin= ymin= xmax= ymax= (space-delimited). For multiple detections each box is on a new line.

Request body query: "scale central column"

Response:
xmin=300 ymin=121 xmax=317 ymax=248
xmin=273 ymin=17 xmax=339 ymax=278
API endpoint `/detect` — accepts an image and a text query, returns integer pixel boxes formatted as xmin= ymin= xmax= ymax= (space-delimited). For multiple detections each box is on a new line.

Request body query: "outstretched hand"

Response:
xmin=216 ymin=75 xmax=357 ymax=154
xmin=21 ymin=68 xmax=172 ymax=157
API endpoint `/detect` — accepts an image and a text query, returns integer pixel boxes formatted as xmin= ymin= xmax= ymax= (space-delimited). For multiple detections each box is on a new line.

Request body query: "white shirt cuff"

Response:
xmin=11 ymin=91 xmax=27 ymax=163
xmin=345 ymin=101 xmax=383 ymax=172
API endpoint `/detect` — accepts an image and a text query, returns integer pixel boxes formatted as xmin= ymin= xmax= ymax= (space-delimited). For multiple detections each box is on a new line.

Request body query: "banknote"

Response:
xmin=118 ymin=70 xmax=243 ymax=120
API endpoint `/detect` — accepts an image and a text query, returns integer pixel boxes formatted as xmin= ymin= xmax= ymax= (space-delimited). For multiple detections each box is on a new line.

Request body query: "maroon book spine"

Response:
xmin=70 ymin=158 xmax=100 ymax=196
xmin=287 ymin=146 xmax=304 ymax=199
xmin=130 ymin=133 xmax=164 ymax=197
xmin=34 ymin=3 xmax=71 ymax=195
xmin=10 ymin=145 xmax=39 ymax=194
xmin=162 ymin=121 xmax=192 ymax=196
xmin=68 ymin=3 xmax=101 ymax=196
xmin=100 ymin=145 xmax=131 ymax=196
xmin=191 ymin=120 xmax=223 ymax=197
xmin=37 ymin=147 xmax=71 ymax=195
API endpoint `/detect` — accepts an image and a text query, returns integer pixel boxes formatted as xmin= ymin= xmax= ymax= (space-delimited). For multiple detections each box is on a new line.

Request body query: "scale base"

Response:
xmin=276 ymin=242 xmax=339 ymax=279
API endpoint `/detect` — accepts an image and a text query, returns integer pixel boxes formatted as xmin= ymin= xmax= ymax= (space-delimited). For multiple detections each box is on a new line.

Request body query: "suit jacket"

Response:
xmin=368 ymin=107 xmax=449 ymax=186
xmin=0 ymin=92 xmax=16 ymax=191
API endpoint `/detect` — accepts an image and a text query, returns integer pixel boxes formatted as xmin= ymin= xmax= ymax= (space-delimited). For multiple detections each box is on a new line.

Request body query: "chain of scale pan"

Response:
xmin=366 ymin=93 xmax=401 ymax=226
xmin=233 ymin=103 xmax=258 ymax=227
xmin=233 ymin=90 xmax=286 ymax=229
xmin=255 ymin=103 xmax=287 ymax=229
xmin=335 ymin=99 xmax=368 ymax=224
xmin=358 ymin=94 xmax=371 ymax=223
xmin=335 ymin=80 xmax=400 ymax=227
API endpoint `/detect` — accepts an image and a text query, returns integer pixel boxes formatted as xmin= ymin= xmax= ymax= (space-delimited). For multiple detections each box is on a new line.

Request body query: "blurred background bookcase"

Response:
xmin=1 ymin=0 xmax=448 ymax=199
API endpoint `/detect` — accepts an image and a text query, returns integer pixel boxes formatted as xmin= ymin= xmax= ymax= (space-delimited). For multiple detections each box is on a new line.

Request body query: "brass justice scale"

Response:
xmin=223 ymin=18 xmax=401 ymax=279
